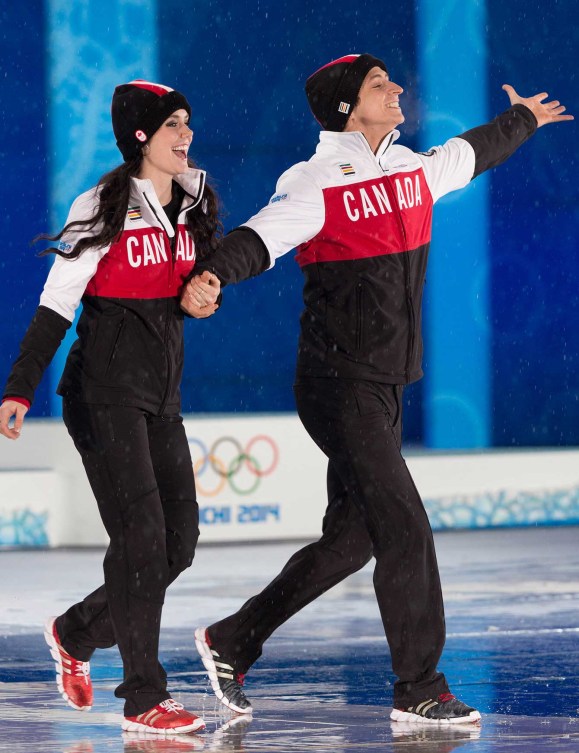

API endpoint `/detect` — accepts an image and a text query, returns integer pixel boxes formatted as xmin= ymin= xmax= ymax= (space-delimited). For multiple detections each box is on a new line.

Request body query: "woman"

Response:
xmin=0 ymin=80 xmax=220 ymax=734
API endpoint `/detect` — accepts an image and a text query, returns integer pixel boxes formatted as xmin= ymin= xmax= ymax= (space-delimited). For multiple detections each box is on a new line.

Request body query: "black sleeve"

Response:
xmin=457 ymin=104 xmax=538 ymax=179
xmin=194 ymin=226 xmax=271 ymax=286
xmin=3 ymin=305 xmax=72 ymax=405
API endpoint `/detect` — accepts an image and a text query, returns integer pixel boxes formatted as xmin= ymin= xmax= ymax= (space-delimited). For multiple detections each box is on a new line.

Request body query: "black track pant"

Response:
xmin=209 ymin=378 xmax=448 ymax=708
xmin=56 ymin=401 xmax=199 ymax=716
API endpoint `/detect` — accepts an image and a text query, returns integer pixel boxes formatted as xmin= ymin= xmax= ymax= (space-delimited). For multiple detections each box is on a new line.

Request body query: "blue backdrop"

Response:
xmin=0 ymin=0 xmax=576 ymax=448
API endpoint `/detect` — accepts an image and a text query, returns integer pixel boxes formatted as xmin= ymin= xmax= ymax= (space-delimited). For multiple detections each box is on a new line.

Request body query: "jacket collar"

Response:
xmin=129 ymin=168 xmax=206 ymax=237
xmin=316 ymin=129 xmax=400 ymax=163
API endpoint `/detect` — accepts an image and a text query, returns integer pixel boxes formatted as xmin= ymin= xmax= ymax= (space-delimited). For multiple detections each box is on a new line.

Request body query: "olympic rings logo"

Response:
xmin=188 ymin=435 xmax=279 ymax=497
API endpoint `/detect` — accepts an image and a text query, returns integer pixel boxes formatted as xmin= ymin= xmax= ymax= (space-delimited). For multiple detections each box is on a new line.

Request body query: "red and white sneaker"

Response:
xmin=122 ymin=699 xmax=205 ymax=735
xmin=44 ymin=616 xmax=93 ymax=711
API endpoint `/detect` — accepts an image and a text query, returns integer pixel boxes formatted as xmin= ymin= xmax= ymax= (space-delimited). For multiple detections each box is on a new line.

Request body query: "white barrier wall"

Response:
xmin=0 ymin=414 xmax=578 ymax=548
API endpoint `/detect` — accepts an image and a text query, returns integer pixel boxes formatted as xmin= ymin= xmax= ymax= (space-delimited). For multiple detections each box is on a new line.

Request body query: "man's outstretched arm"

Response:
xmin=418 ymin=84 xmax=573 ymax=200
xmin=182 ymin=228 xmax=269 ymax=314
xmin=182 ymin=165 xmax=325 ymax=315
xmin=459 ymin=84 xmax=573 ymax=178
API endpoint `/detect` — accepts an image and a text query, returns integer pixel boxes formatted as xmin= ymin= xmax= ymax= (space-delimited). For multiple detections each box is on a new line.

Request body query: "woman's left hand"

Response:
xmin=180 ymin=271 xmax=221 ymax=318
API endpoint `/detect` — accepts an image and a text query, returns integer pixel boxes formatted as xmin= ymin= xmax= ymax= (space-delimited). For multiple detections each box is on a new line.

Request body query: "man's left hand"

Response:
xmin=502 ymin=84 xmax=574 ymax=127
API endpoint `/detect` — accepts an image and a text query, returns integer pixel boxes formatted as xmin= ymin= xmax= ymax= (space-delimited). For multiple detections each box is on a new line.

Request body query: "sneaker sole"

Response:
xmin=43 ymin=617 xmax=92 ymax=712
xmin=121 ymin=717 xmax=206 ymax=735
xmin=194 ymin=627 xmax=253 ymax=715
xmin=390 ymin=708 xmax=481 ymax=725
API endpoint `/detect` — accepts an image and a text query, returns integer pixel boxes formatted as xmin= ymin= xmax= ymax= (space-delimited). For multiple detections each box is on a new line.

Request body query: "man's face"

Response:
xmin=347 ymin=66 xmax=404 ymax=133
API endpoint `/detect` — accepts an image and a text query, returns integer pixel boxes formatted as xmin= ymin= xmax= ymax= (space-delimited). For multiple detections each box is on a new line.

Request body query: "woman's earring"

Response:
xmin=142 ymin=143 xmax=150 ymax=155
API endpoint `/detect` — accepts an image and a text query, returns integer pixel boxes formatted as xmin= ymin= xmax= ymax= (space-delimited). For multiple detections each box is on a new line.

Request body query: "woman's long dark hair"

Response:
xmin=38 ymin=155 xmax=222 ymax=261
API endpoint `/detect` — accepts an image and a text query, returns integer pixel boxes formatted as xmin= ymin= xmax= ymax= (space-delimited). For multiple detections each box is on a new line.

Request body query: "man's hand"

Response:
xmin=180 ymin=270 xmax=221 ymax=319
xmin=502 ymin=84 xmax=574 ymax=128
xmin=0 ymin=400 xmax=28 ymax=440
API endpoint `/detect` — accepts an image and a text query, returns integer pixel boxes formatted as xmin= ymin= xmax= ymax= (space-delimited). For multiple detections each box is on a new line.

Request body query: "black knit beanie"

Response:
xmin=111 ymin=79 xmax=192 ymax=162
xmin=305 ymin=54 xmax=388 ymax=132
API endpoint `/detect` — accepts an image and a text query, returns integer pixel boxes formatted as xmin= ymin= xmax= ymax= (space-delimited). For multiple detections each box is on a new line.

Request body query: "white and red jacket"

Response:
xmin=196 ymin=104 xmax=537 ymax=383
xmin=3 ymin=168 xmax=206 ymax=414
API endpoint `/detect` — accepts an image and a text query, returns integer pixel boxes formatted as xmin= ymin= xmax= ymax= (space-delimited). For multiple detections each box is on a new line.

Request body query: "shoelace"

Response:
xmin=62 ymin=653 xmax=90 ymax=678
xmin=73 ymin=662 xmax=90 ymax=678
xmin=438 ymin=693 xmax=456 ymax=703
xmin=159 ymin=699 xmax=184 ymax=714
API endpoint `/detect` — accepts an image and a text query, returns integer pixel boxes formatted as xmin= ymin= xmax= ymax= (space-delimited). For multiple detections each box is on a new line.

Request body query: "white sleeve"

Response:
xmin=39 ymin=190 xmax=109 ymax=322
xmin=415 ymin=137 xmax=476 ymax=204
xmin=242 ymin=164 xmax=325 ymax=268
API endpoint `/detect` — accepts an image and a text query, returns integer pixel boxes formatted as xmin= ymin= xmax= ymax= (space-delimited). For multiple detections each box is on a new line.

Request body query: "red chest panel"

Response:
xmin=296 ymin=168 xmax=433 ymax=267
xmin=85 ymin=224 xmax=195 ymax=298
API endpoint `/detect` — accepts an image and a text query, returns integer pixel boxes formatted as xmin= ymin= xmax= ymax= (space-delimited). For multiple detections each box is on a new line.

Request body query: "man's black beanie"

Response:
xmin=305 ymin=53 xmax=388 ymax=132
xmin=111 ymin=79 xmax=192 ymax=162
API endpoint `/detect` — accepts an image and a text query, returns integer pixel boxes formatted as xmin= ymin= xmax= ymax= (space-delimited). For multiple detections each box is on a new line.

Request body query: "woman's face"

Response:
xmin=142 ymin=109 xmax=193 ymax=177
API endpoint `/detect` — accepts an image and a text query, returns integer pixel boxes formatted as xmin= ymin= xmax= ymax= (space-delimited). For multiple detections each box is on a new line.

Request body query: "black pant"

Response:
xmin=57 ymin=401 xmax=199 ymax=716
xmin=209 ymin=378 xmax=448 ymax=707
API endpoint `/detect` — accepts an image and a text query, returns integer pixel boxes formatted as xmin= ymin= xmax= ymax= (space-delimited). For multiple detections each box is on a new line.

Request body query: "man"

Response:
xmin=182 ymin=53 xmax=572 ymax=724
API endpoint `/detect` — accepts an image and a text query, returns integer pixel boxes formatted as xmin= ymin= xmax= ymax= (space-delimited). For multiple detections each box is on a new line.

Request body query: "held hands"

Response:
xmin=0 ymin=400 xmax=28 ymax=440
xmin=180 ymin=270 xmax=221 ymax=319
xmin=502 ymin=84 xmax=574 ymax=127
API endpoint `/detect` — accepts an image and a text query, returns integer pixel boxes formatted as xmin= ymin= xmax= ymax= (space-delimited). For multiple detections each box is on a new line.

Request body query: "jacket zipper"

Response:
xmin=381 ymin=177 xmax=415 ymax=379
xmin=143 ymin=191 xmax=175 ymax=415
xmin=159 ymin=299 xmax=173 ymax=416
xmin=356 ymin=283 xmax=363 ymax=351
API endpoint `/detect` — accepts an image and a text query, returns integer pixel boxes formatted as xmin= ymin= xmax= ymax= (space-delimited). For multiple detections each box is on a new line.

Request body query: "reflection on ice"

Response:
xmin=1 ymin=527 xmax=579 ymax=751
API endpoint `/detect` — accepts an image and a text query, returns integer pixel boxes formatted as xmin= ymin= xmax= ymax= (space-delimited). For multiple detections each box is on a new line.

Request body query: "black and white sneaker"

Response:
xmin=194 ymin=627 xmax=253 ymax=714
xmin=390 ymin=693 xmax=481 ymax=724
